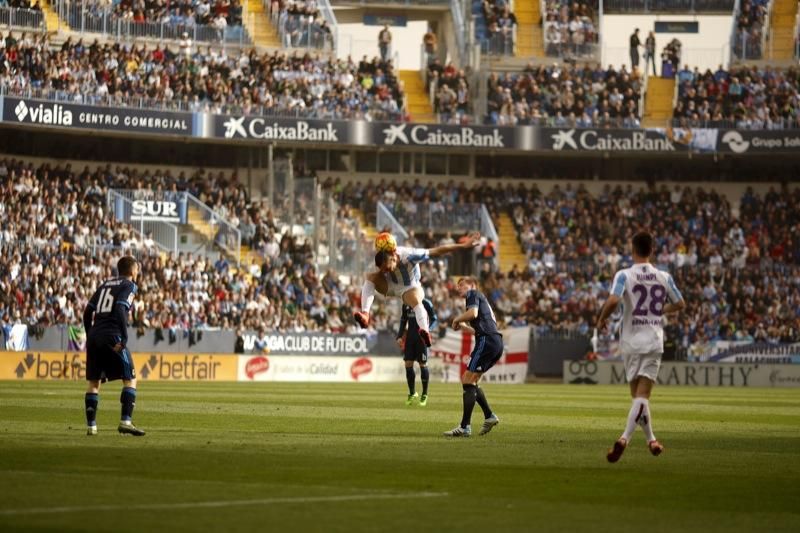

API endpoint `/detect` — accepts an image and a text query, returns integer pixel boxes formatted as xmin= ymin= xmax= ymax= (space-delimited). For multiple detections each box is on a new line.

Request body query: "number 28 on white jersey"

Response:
xmin=611 ymin=263 xmax=683 ymax=355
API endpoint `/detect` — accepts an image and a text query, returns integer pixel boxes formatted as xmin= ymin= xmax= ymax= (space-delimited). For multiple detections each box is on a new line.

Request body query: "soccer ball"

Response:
xmin=374 ymin=232 xmax=397 ymax=253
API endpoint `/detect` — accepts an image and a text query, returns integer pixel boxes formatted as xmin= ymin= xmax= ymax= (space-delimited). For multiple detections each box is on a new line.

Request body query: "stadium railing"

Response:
xmin=602 ymin=0 xmax=735 ymax=12
xmin=0 ymin=85 xmax=406 ymax=123
xmin=450 ymin=0 xmax=469 ymax=67
xmin=376 ymin=201 xmax=410 ymax=246
xmin=796 ymin=13 xmax=800 ymax=59
xmin=670 ymin=116 xmax=800 ymax=130
xmin=56 ymin=1 xmax=252 ymax=45
xmin=106 ymin=190 xmax=180 ymax=255
xmin=184 ymin=193 xmax=242 ymax=265
xmin=275 ymin=12 xmax=334 ymax=51
xmin=328 ymin=0 xmax=449 ymax=4
xmin=0 ymin=239 xmax=165 ymax=262
xmin=317 ymin=0 xmax=339 ymax=53
xmin=729 ymin=0 xmax=766 ymax=60
xmin=0 ymin=6 xmax=46 ymax=31
xmin=541 ymin=0 xmax=600 ymax=61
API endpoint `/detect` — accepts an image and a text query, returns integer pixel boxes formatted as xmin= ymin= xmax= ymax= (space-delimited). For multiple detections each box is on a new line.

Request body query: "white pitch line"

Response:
xmin=0 ymin=491 xmax=449 ymax=516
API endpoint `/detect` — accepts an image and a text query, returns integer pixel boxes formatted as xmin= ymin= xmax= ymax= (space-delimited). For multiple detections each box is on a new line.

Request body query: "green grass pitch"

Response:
xmin=0 ymin=381 xmax=798 ymax=532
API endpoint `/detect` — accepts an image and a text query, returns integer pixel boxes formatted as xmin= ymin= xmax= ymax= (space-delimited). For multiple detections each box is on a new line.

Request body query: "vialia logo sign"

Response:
xmin=14 ymin=100 xmax=73 ymax=126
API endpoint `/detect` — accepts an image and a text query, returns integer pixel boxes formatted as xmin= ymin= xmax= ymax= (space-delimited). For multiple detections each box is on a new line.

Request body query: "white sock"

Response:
xmin=637 ymin=398 xmax=656 ymax=442
xmin=361 ymin=280 xmax=375 ymax=313
xmin=413 ymin=302 xmax=429 ymax=331
xmin=621 ymin=397 xmax=647 ymax=442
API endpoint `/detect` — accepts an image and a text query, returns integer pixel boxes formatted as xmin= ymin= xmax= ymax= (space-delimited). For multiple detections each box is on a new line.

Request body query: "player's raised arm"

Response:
xmin=428 ymin=231 xmax=481 ymax=257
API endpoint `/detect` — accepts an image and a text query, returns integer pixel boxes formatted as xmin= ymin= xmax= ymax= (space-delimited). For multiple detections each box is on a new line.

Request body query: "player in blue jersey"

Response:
xmin=397 ymin=299 xmax=437 ymax=406
xmin=444 ymin=277 xmax=502 ymax=437
xmin=82 ymin=256 xmax=145 ymax=436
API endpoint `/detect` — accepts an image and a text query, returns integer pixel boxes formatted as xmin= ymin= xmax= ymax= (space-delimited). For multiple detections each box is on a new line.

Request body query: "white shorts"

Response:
xmin=385 ymin=280 xmax=422 ymax=298
xmin=623 ymin=351 xmax=662 ymax=382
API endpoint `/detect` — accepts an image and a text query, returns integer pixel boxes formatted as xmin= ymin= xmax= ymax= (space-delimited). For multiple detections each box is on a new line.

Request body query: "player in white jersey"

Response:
xmin=354 ymin=232 xmax=481 ymax=347
xmin=596 ymin=231 xmax=685 ymax=463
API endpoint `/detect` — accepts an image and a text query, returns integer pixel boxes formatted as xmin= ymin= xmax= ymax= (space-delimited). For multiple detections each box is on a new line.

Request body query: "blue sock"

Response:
xmin=405 ymin=367 xmax=416 ymax=395
xmin=85 ymin=393 xmax=99 ymax=427
xmin=120 ymin=387 xmax=136 ymax=422
xmin=461 ymin=384 xmax=477 ymax=428
xmin=420 ymin=367 xmax=430 ymax=395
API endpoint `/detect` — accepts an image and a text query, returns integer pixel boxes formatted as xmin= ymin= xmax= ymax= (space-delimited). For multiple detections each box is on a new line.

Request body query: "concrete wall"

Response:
xmin=601 ymin=14 xmax=732 ymax=72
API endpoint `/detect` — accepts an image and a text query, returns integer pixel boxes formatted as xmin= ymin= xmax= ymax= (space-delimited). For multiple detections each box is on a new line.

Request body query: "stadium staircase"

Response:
xmin=643 ymin=77 xmax=675 ymax=128
xmin=186 ymin=205 xmax=262 ymax=266
xmin=352 ymin=208 xmax=378 ymax=242
xmin=43 ymin=1 xmax=64 ymax=32
xmin=768 ymin=0 xmax=797 ymax=60
xmin=400 ymin=71 xmax=436 ymax=123
xmin=515 ymin=1 xmax=543 ymax=58
xmin=497 ymin=212 xmax=527 ymax=272
xmin=246 ymin=0 xmax=280 ymax=48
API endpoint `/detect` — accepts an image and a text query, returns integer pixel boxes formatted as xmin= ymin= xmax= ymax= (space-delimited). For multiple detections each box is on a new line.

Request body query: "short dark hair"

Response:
xmin=375 ymin=250 xmax=392 ymax=268
xmin=117 ymin=256 xmax=138 ymax=276
xmin=632 ymin=231 xmax=654 ymax=258
xmin=458 ymin=276 xmax=478 ymax=288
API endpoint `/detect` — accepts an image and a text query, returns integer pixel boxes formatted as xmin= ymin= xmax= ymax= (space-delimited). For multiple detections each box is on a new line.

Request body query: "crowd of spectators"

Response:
xmin=0 ymin=157 xmax=380 ymax=336
xmin=0 ymin=32 xmax=407 ymax=121
xmin=2 ymin=156 xmax=798 ymax=351
xmin=473 ymin=0 xmax=516 ymax=55
xmin=66 ymin=0 xmax=245 ymax=42
xmin=485 ymin=63 xmax=642 ymax=127
xmin=732 ymin=0 xmax=769 ymax=60
xmin=426 ymin=59 xmax=471 ymax=124
xmin=673 ymin=65 xmax=800 ymax=129
xmin=543 ymin=0 xmax=598 ymax=58
xmin=331 ymin=176 xmax=800 ymax=347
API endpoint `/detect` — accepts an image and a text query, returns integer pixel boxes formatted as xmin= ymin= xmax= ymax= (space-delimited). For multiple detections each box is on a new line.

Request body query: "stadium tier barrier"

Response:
xmin=4 ymin=327 xmax=799 ymax=384
xmin=2 ymin=94 xmax=800 ymax=153
xmin=3 ymin=350 xmax=798 ymax=386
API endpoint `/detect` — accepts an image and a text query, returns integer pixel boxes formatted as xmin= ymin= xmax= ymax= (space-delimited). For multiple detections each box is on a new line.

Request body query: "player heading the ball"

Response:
xmin=354 ymin=231 xmax=481 ymax=347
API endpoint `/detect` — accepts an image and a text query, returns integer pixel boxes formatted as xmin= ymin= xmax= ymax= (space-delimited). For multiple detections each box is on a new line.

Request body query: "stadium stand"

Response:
xmin=0 ymin=34 xmax=406 ymax=121
xmin=672 ymin=65 xmax=800 ymax=129
xmin=484 ymin=64 xmax=642 ymax=127
xmin=0 ymin=157 xmax=385 ymax=335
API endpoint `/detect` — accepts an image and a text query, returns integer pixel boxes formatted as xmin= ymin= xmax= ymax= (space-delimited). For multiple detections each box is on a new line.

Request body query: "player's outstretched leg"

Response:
xmin=118 ymin=385 xmax=145 ymax=436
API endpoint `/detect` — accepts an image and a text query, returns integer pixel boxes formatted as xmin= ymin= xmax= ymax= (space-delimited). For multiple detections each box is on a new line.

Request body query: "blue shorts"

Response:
xmin=86 ymin=336 xmax=136 ymax=382
xmin=403 ymin=337 xmax=428 ymax=364
xmin=467 ymin=334 xmax=504 ymax=373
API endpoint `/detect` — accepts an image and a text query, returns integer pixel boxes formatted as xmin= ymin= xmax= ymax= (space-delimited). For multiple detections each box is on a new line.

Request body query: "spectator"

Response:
xmin=644 ymin=31 xmax=656 ymax=77
xmin=378 ymin=24 xmax=392 ymax=61
xmin=629 ymin=28 xmax=641 ymax=71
